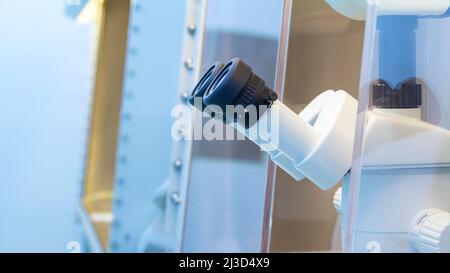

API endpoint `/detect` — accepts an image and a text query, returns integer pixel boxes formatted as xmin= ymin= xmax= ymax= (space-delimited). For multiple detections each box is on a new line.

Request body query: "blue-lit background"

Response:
xmin=0 ymin=0 xmax=91 ymax=251
xmin=0 ymin=0 xmax=283 ymax=252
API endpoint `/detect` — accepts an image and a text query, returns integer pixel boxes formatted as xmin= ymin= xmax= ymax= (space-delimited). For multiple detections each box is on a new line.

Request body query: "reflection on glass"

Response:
xmin=269 ymin=0 xmax=364 ymax=252
xmin=182 ymin=0 xmax=283 ymax=252
xmin=345 ymin=3 xmax=450 ymax=253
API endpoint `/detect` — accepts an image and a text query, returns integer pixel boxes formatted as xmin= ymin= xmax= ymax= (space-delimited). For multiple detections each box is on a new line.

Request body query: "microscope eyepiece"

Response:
xmin=188 ymin=57 xmax=358 ymax=190
xmin=188 ymin=62 xmax=224 ymax=110
xmin=188 ymin=58 xmax=278 ymax=128
xmin=202 ymin=58 xmax=278 ymax=127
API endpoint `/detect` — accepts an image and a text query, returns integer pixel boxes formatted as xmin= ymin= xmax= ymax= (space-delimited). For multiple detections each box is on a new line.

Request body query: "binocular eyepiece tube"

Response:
xmin=189 ymin=58 xmax=357 ymax=190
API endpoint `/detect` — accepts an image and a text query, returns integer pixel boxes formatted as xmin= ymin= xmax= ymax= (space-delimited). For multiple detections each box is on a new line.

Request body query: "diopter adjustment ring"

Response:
xmin=232 ymin=73 xmax=278 ymax=110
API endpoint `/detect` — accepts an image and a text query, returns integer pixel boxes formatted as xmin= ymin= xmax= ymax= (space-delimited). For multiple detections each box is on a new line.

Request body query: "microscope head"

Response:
xmin=189 ymin=58 xmax=358 ymax=190
xmin=202 ymin=58 xmax=278 ymax=128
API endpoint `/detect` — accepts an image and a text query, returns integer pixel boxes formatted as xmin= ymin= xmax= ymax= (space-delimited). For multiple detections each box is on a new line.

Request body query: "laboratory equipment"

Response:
xmin=189 ymin=0 xmax=450 ymax=253
xmin=268 ymin=0 xmax=365 ymax=252
xmin=182 ymin=0 xmax=283 ymax=253
xmin=190 ymin=58 xmax=358 ymax=191
xmin=336 ymin=0 xmax=450 ymax=253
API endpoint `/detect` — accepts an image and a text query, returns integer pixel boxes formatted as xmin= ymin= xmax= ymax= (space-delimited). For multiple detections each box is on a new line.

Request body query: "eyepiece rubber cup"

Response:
xmin=203 ymin=58 xmax=252 ymax=110
xmin=188 ymin=62 xmax=224 ymax=109
xmin=202 ymin=58 xmax=278 ymax=128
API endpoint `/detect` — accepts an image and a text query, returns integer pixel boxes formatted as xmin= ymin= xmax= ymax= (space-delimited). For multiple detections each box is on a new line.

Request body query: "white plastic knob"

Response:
xmin=326 ymin=0 xmax=450 ymax=20
xmin=333 ymin=187 xmax=343 ymax=214
xmin=409 ymin=209 xmax=450 ymax=253
xmin=325 ymin=0 xmax=367 ymax=20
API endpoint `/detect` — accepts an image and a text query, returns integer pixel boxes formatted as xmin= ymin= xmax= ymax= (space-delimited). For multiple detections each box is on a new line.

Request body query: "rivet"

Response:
xmin=131 ymin=25 xmax=139 ymax=33
xmin=121 ymin=135 xmax=130 ymax=143
xmin=134 ymin=3 xmax=142 ymax=11
xmin=180 ymin=91 xmax=190 ymax=102
xmin=119 ymin=156 xmax=128 ymax=165
xmin=187 ymin=23 xmax=196 ymax=35
xmin=129 ymin=47 xmax=138 ymax=55
xmin=171 ymin=191 xmax=181 ymax=204
xmin=123 ymin=113 xmax=131 ymax=121
xmin=184 ymin=58 xmax=194 ymax=70
xmin=173 ymin=159 xmax=182 ymax=169
xmin=127 ymin=70 xmax=136 ymax=78
xmin=125 ymin=92 xmax=134 ymax=99
xmin=112 ymin=220 xmax=120 ymax=229
xmin=110 ymin=242 xmax=119 ymax=250
xmin=117 ymin=178 xmax=125 ymax=186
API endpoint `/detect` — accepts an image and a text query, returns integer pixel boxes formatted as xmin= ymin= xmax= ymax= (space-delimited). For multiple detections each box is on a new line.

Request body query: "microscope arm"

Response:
xmin=189 ymin=58 xmax=358 ymax=190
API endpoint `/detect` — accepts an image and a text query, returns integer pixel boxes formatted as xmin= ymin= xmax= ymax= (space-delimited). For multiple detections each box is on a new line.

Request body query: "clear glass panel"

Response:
xmin=182 ymin=0 xmax=283 ymax=252
xmin=344 ymin=2 xmax=450 ymax=253
xmin=269 ymin=0 xmax=365 ymax=252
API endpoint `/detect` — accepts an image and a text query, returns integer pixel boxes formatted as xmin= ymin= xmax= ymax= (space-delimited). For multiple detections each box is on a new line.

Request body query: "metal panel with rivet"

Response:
xmin=108 ymin=0 xmax=191 ymax=252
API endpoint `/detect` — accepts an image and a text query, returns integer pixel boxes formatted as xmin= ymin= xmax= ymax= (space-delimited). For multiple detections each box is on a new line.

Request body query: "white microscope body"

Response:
xmin=190 ymin=0 xmax=450 ymax=253
xmin=239 ymin=0 xmax=450 ymax=252
xmin=337 ymin=108 xmax=450 ymax=253
xmin=324 ymin=0 xmax=450 ymax=253
xmin=227 ymin=77 xmax=450 ymax=252
xmin=239 ymin=90 xmax=358 ymax=191
xmin=255 ymin=86 xmax=450 ymax=252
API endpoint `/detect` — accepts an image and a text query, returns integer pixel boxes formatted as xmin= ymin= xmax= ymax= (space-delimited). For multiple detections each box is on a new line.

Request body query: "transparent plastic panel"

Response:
xmin=344 ymin=2 xmax=450 ymax=253
xmin=182 ymin=0 xmax=283 ymax=252
xmin=269 ymin=0 xmax=365 ymax=252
